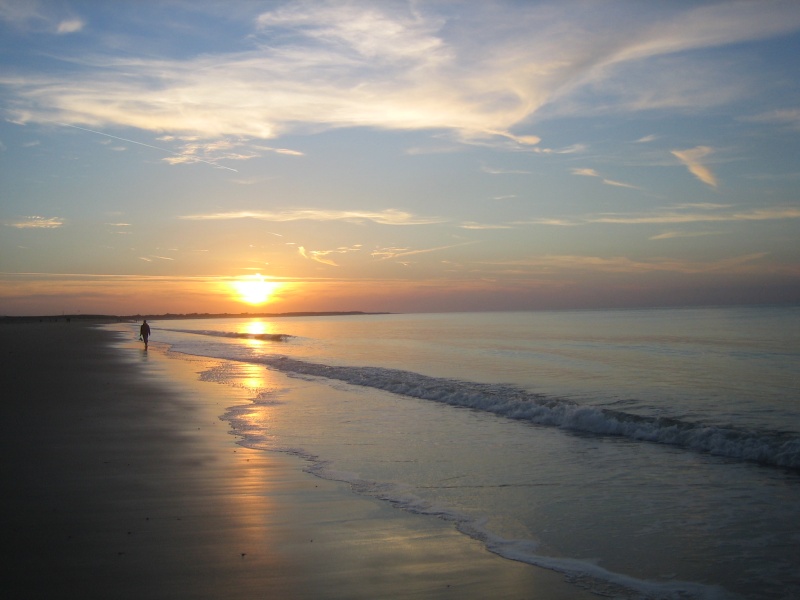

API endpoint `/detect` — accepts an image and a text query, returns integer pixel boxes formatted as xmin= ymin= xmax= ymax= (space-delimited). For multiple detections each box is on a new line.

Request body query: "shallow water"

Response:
xmin=122 ymin=306 xmax=800 ymax=599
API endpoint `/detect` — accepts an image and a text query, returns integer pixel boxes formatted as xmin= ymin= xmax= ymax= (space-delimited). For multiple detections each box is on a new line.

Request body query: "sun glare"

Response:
xmin=232 ymin=274 xmax=281 ymax=306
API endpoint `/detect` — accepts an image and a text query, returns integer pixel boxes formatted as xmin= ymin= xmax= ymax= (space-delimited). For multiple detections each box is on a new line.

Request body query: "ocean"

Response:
xmin=115 ymin=306 xmax=800 ymax=599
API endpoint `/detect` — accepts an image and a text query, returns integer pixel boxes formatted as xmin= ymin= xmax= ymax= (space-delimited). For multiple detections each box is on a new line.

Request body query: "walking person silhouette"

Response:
xmin=140 ymin=319 xmax=151 ymax=350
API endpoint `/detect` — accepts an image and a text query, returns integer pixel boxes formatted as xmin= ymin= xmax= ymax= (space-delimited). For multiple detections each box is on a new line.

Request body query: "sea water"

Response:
xmin=118 ymin=306 xmax=800 ymax=599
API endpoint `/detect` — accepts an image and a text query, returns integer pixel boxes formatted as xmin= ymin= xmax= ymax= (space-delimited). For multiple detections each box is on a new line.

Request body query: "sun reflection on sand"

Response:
xmin=162 ymin=354 xmax=297 ymax=578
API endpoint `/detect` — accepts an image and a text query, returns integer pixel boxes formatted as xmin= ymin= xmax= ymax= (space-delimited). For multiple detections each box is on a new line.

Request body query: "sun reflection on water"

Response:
xmin=237 ymin=361 xmax=267 ymax=394
xmin=242 ymin=320 xmax=270 ymax=336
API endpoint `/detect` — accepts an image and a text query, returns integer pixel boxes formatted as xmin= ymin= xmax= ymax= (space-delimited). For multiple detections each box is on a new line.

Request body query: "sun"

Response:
xmin=231 ymin=274 xmax=281 ymax=306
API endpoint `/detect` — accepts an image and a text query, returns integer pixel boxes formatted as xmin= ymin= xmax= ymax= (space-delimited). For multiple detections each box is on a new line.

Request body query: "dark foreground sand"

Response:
xmin=1 ymin=322 xmax=592 ymax=599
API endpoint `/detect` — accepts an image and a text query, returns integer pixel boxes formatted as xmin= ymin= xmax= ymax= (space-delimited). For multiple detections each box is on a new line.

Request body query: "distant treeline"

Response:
xmin=0 ymin=315 xmax=121 ymax=324
xmin=1 ymin=311 xmax=390 ymax=323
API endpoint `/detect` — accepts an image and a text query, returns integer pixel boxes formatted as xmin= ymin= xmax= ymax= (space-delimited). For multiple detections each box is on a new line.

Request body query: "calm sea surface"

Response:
xmin=115 ymin=306 xmax=800 ymax=599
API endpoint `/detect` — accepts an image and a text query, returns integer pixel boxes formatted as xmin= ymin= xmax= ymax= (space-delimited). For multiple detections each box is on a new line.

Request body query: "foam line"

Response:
xmin=255 ymin=356 xmax=800 ymax=470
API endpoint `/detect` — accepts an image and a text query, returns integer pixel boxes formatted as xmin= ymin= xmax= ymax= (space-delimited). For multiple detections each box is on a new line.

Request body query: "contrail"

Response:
xmin=58 ymin=123 xmax=238 ymax=172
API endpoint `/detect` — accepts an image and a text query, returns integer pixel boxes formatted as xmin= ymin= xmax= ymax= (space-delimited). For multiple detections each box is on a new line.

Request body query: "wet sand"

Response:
xmin=1 ymin=321 xmax=592 ymax=599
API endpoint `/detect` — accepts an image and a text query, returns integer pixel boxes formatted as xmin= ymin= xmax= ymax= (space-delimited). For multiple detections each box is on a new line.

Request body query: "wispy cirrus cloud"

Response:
xmin=250 ymin=144 xmax=305 ymax=157
xmin=518 ymin=206 xmax=800 ymax=227
xmin=372 ymin=240 xmax=480 ymax=261
xmin=106 ymin=222 xmax=132 ymax=235
xmin=299 ymin=244 xmax=362 ymax=267
xmin=481 ymin=252 xmax=775 ymax=276
xmin=56 ymin=18 xmax=83 ymax=34
xmin=157 ymin=138 xmax=258 ymax=166
xmin=6 ymin=216 xmax=64 ymax=229
xmin=739 ymin=108 xmax=800 ymax=131
xmin=671 ymin=146 xmax=718 ymax=188
xmin=532 ymin=143 xmax=587 ymax=155
xmin=55 ymin=124 xmax=239 ymax=171
xmin=138 ymin=255 xmax=175 ymax=263
xmin=571 ymin=167 xmax=639 ymax=190
xmin=671 ymin=203 xmax=731 ymax=210
xmin=0 ymin=2 xmax=83 ymax=34
xmin=299 ymin=247 xmax=337 ymax=267
xmin=481 ymin=164 xmax=532 ymax=175
xmin=4 ymin=2 xmax=799 ymax=148
xmin=591 ymin=207 xmax=800 ymax=225
xmin=649 ymin=230 xmax=721 ymax=241
xmin=180 ymin=208 xmax=444 ymax=226
xmin=459 ymin=222 xmax=513 ymax=230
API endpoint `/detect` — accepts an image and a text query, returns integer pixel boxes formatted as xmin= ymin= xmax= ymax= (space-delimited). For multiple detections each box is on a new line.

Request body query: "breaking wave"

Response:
xmin=158 ymin=327 xmax=291 ymax=342
xmin=254 ymin=355 xmax=800 ymax=470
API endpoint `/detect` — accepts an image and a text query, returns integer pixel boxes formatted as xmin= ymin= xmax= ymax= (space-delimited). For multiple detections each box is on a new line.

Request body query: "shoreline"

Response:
xmin=2 ymin=321 xmax=592 ymax=599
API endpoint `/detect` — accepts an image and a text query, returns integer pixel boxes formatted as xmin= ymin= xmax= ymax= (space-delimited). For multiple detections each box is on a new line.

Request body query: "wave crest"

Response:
xmin=159 ymin=327 xmax=291 ymax=342
xmin=257 ymin=356 xmax=800 ymax=470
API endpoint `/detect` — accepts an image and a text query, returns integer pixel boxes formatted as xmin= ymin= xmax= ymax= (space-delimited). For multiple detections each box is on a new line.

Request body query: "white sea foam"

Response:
xmin=223 ymin=395 xmax=734 ymax=600
xmin=220 ymin=354 xmax=799 ymax=471
xmin=179 ymin=332 xmax=800 ymax=469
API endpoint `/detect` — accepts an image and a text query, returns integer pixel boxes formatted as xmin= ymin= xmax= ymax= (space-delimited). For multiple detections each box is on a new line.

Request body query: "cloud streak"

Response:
xmin=372 ymin=240 xmax=480 ymax=261
xmin=299 ymin=247 xmax=338 ymax=267
xmin=741 ymin=108 xmax=800 ymax=131
xmin=58 ymin=124 xmax=239 ymax=171
xmin=571 ymin=168 xmax=639 ymax=190
xmin=0 ymin=2 xmax=83 ymax=34
xmin=299 ymin=244 xmax=363 ymax=267
xmin=671 ymin=146 xmax=718 ymax=188
xmin=6 ymin=216 xmax=64 ymax=229
xmin=519 ymin=206 xmax=800 ymax=227
xmin=56 ymin=18 xmax=83 ymax=34
xmin=482 ymin=252 xmax=774 ymax=276
xmin=649 ymin=231 xmax=720 ymax=241
xmin=180 ymin=209 xmax=444 ymax=226
xmin=3 ymin=2 xmax=799 ymax=145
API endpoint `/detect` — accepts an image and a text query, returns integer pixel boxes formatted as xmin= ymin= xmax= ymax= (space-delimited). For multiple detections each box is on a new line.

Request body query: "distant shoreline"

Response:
xmin=0 ymin=311 xmax=392 ymax=323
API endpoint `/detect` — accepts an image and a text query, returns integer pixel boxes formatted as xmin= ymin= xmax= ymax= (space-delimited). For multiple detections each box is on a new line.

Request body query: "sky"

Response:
xmin=1 ymin=0 xmax=800 ymax=315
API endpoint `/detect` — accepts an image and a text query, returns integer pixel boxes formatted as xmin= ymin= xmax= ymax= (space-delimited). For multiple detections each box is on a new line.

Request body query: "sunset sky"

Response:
xmin=2 ymin=0 xmax=799 ymax=315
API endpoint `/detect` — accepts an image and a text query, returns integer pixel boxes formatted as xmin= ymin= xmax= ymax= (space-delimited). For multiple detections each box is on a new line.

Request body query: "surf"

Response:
xmin=157 ymin=326 xmax=292 ymax=342
xmin=237 ymin=353 xmax=800 ymax=470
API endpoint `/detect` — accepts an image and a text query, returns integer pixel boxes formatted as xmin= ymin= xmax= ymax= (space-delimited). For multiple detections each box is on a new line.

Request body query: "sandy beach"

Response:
xmin=1 ymin=321 xmax=593 ymax=599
